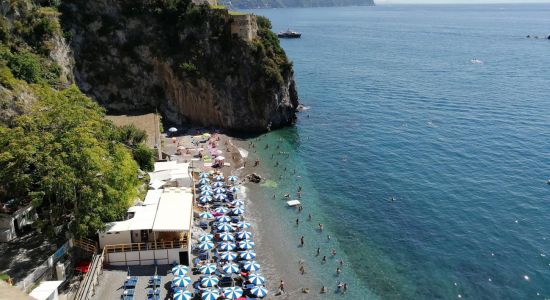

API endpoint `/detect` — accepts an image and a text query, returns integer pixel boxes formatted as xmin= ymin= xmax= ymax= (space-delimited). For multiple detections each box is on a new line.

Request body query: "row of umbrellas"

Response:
xmin=199 ymin=285 xmax=268 ymax=300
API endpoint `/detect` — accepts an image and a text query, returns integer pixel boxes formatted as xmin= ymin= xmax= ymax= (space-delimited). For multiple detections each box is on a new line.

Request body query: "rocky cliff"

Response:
xmin=60 ymin=0 xmax=299 ymax=132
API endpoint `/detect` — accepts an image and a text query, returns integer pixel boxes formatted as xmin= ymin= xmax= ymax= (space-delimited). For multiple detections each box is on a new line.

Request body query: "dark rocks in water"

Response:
xmin=246 ymin=173 xmax=262 ymax=183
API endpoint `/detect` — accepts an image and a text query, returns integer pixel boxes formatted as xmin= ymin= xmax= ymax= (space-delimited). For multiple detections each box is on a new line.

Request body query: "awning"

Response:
xmin=152 ymin=188 xmax=193 ymax=231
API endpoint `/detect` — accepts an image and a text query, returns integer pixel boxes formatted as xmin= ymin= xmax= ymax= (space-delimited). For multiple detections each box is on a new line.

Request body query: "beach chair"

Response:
xmin=147 ymin=289 xmax=161 ymax=296
xmin=146 ymin=295 xmax=160 ymax=300
xmin=122 ymin=289 xmax=135 ymax=296
xmin=121 ymin=295 xmax=134 ymax=300
xmin=123 ymin=279 xmax=137 ymax=289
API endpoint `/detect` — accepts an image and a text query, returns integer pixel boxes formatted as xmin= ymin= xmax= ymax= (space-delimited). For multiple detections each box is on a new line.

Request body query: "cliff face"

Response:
xmin=61 ymin=1 xmax=299 ymax=132
xmin=222 ymin=0 xmax=374 ymax=9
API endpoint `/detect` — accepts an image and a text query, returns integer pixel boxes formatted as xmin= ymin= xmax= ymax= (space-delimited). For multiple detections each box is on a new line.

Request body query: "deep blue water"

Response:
xmin=247 ymin=4 xmax=550 ymax=299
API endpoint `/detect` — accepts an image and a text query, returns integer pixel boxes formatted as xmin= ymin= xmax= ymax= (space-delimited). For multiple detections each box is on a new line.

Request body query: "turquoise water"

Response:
xmin=246 ymin=4 xmax=550 ymax=299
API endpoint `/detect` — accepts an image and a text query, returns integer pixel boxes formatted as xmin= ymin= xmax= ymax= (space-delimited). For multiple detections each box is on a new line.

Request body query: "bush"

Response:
xmin=8 ymin=51 xmax=42 ymax=83
xmin=133 ymin=143 xmax=155 ymax=172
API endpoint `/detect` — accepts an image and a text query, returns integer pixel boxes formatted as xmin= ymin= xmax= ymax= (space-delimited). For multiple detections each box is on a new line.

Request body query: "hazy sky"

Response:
xmin=377 ymin=0 xmax=550 ymax=3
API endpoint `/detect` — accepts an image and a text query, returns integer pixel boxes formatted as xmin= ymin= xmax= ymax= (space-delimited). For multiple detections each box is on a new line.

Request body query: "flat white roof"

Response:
xmin=152 ymin=187 xmax=193 ymax=232
xmin=144 ymin=189 xmax=163 ymax=205
xmin=153 ymin=160 xmax=178 ymax=172
xmin=29 ymin=281 xmax=62 ymax=300
xmin=128 ymin=205 xmax=157 ymax=231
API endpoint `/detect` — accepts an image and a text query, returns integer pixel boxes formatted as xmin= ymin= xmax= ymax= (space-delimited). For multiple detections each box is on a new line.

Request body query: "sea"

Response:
xmin=242 ymin=4 xmax=550 ymax=299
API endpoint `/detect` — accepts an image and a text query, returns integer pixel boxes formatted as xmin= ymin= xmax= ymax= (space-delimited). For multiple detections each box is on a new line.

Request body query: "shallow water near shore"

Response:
xmin=241 ymin=4 xmax=550 ymax=300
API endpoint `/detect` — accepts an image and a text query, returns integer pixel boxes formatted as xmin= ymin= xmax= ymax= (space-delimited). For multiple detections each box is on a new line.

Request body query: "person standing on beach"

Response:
xmin=300 ymin=236 xmax=304 ymax=247
xmin=279 ymin=280 xmax=285 ymax=294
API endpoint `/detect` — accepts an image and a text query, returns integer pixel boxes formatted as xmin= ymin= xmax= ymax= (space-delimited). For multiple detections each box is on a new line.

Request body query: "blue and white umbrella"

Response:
xmin=227 ymin=175 xmax=238 ymax=182
xmin=200 ymin=185 xmax=212 ymax=191
xmin=236 ymin=231 xmax=253 ymax=240
xmin=242 ymin=260 xmax=261 ymax=272
xmin=236 ymin=221 xmax=251 ymax=229
xmin=200 ymin=275 xmax=219 ymax=287
xmin=238 ymin=240 xmax=255 ymax=250
xmin=219 ymin=251 xmax=237 ymax=261
xmin=222 ymin=262 xmax=240 ymax=274
xmin=173 ymin=290 xmax=193 ymax=300
xmin=200 ymin=190 xmax=214 ymax=196
xmin=223 ymin=287 xmax=243 ymax=299
xmin=199 ymin=263 xmax=218 ymax=275
xmin=231 ymin=207 xmax=245 ymax=215
xmin=199 ymin=197 xmax=212 ymax=204
xmin=171 ymin=275 xmax=191 ymax=288
xmin=197 ymin=241 xmax=214 ymax=251
xmin=230 ymin=200 xmax=244 ymax=206
xmin=172 ymin=265 xmax=189 ymax=276
xmin=218 ymin=232 xmax=235 ymax=242
xmin=215 ymin=207 xmax=229 ymax=214
xmin=212 ymin=181 xmax=225 ymax=188
xmin=239 ymin=250 xmax=256 ymax=260
xmin=199 ymin=211 xmax=214 ymax=219
xmin=199 ymin=172 xmax=210 ymax=179
xmin=214 ymin=193 xmax=227 ymax=201
xmin=213 ymin=187 xmax=226 ymax=194
xmin=216 ymin=222 xmax=233 ymax=232
xmin=214 ymin=175 xmax=224 ymax=181
xmin=228 ymin=186 xmax=239 ymax=193
xmin=247 ymin=273 xmax=266 ymax=285
xmin=218 ymin=242 xmax=236 ymax=251
xmin=201 ymin=289 xmax=219 ymax=300
xmin=216 ymin=215 xmax=232 ymax=223
xmin=199 ymin=233 xmax=214 ymax=242
xmin=198 ymin=178 xmax=210 ymax=185
xmin=250 ymin=286 xmax=269 ymax=298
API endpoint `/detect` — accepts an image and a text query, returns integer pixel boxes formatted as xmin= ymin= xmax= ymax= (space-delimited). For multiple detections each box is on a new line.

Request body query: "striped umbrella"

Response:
xmin=215 ymin=207 xmax=229 ymax=214
xmin=200 ymin=190 xmax=213 ymax=196
xmin=214 ymin=194 xmax=227 ymax=201
xmin=219 ymin=251 xmax=237 ymax=261
xmin=250 ymin=286 xmax=268 ymax=298
xmin=199 ymin=263 xmax=218 ymax=275
xmin=236 ymin=221 xmax=251 ymax=229
xmin=201 ymin=289 xmax=219 ymax=300
xmin=217 ymin=242 xmax=236 ymax=251
xmin=199 ymin=197 xmax=212 ymax=204
xmin=223 ymin=287 xmax=243 ymax=299
xmin=236 ymin=231 xmax=253 ymax=240
xmin=247 ymin=273 xmax=266 ymax=285
xmin=214 ymin=175 xmax=224 ymax=181
xmin=239 ymin=250 xmax=256 ymax=260
xmin=173 ymin=290 xmax=193 ymax=300
xmin=216 ymin=222 xmax=233 ymax=232
xmin=198 ymin=178 xmax=210 ymax=185
xmin=200 ymin=184 xmax=212 ymax=190
xmin=212 ymin=181 xmax=225 ymax=188
xmin=216 ymin=216 xmax=232 ymax=223
xmin=171 ymin=275 xmax=191 ymax=288
xmin=238 ymin=240 xmax=255 ymax=250
xmin=200 ymin=275 xmax=219 ymax=287
xmin=222 ymin=262 xmax=240 ymax=274
xmin=213 ymin=187 xmax=226 ymax=194
xmin=242 ymin=260 xmax=261 ymax=272
xmin=230 ymin=200 xmax=244 ymax=206
xmin=231 ymin=207 xmax=245 ymax=215
xmin=228 ymin=186 xmax=239 ymax=193
xmin=199 ymin=172 xmax=210 ymax=179
xmin=197 ymin=241 xmax=214 ymax=250
xmin=199 ymin=234 xmax=214 ymax=242
xmin=218 ymin=232 xmax=235 ymax=242
xmin=172 ymin=265 xmax=189 ymax=276
xmin=199 ymin=211 xmax=214 ymax=219
xmin=227 ymin=175 xmax=238 ymax=182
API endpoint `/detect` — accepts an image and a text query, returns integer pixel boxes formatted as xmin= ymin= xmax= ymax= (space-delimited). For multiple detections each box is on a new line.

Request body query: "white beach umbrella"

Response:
xmin=217 ymin=232 xmax=235 ymax=242
xmin=198 ymin=178 xmax=210 ymax=185
xmin=172 ymin=265 xmax=189 ymax=276
xmin=199 ymin=196 xmax=213 ymax=204
xmin=216 ymin=216 xmax=232 ymax=223
xmin=247 ymin=273 xmax=266 ymax=285
xmin=216 ymin=222 xmax=233 ymax=232
xmin=242 ymin=260 xmax=261 ymax=272
xmin=238 ymin=240 xmax=255 ymax=250
xmin=200 ymin=185 xmax=213 ymax=191
xmin=236 ymin=231 xmax=253 ymax=240
xmin=215 ymin=207 xmax=229 ymax=214
xmin=250 ymin=286 xmax=269 ymax=298
xmin=214 ymin=193 xmax=227 ymax=201
xmin=239 ymin=250 xmax=256 ymax=260
xmin=228 ymin=186 xmax=239 ymax=193
xmin=221 ymin=262 xmax=240 ymax=274
xmin=199 ymin=211 xmax=214 ymax=219
xmin=197 ymin=241 xmax=214 ymax=251
xmin=223 ymin=287 xmax=243 ymax=299
xmin=200 ymin=190 xmax=214 ymax=196
xmin=230 ymin=200 xmax=244 ymax=206
xmin=200 ymin=275 xmax=219 ymax=287
xmin=168 ymin=127 xmax=178 ymax=133
xmin=212 ymin=181 xmax=225 ymax=188
xmin=199 ymin=234 xmax=214 ymax=242
xmin=199 ymin=263 xmax=218 ymax=275
xmin=199 ymin=172 xmax=210 ymax=179
xmin=227 ymin=175 xmax=238 ymax=182
xmin=219 ymin=251 xmax=237 ymax=261
xmin=173 ymin=290 xmax=192 ymax=300
xmin=171 ymin=275 xmax=191 ymax=288
xmin=231 ymin=207 xmax=245 ymax=215
xmin=236 ymin=221 xmax=251 ymax=229
xmin=201 ymin=289 xmax=219 ymax=300
xmin=213 ymin=187 xmax=226 ymax=194
xmin=214 ymin=175 xmax=224 ymax=181
xmin=218 ymin=241 xmax=236 ymax=251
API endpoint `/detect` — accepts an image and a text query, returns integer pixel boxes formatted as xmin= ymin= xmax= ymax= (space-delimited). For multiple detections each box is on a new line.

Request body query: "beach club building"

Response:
xmin=99 ymin=187 xmax=194 ymax=266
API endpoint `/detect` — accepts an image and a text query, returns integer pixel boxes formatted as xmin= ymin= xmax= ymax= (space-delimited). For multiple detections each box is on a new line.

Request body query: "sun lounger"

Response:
xmin=122 ymin=289 xmax=135 ymax=296
xmin=148 ymin=278 xmax=161 ymax=287
xmin=121 ymin=295 xmax=134 ymax=300
xmin=146 ymin=295 xmax=160 ymax=300
xmin=123 ymin=279 xmax=137 ymax=289
xmin=147 ymin=289 xmax=160 ymax=296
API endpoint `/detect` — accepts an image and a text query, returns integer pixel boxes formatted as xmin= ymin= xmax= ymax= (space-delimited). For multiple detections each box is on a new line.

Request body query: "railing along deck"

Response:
xmin=104 ymin=240 xmax=188 ymax=253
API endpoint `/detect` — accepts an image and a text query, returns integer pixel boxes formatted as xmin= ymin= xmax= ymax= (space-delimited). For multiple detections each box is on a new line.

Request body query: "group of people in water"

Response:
xmin=247 ymin=137 xmax=351 ymax=296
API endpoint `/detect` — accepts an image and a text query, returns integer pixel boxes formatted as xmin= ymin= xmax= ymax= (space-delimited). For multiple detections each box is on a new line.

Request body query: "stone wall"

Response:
xmin=230 ymin=14 xmax=258 ymax=42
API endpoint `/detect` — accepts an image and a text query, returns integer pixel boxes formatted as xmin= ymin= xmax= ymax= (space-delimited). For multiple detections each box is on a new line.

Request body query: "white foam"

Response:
xmin=238 ymin=147 xmax=249 ymax=158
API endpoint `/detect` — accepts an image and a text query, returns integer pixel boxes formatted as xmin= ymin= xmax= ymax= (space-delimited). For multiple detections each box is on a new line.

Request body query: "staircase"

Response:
xmin=74 ymin=238 xmax=98 ymax=255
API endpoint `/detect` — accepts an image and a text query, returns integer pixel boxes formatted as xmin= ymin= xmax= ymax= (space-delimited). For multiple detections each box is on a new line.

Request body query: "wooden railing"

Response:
xmin=74 ymin=238 xmax=98 ymax=254
xmin=104 ymin=239 xmax=188 ymax=254
xmin=74 ymin=251 xmax=104 ymax=300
